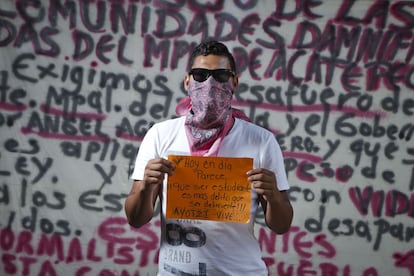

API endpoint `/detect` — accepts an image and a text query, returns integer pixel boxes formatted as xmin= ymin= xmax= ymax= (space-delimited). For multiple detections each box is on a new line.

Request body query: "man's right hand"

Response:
xmin=142 ymin=158 xmax=175 ymax=189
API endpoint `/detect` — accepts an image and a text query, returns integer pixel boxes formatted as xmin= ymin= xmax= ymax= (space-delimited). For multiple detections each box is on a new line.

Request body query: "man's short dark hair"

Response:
xmin=189 ymin=41 xmax=236 ymax=73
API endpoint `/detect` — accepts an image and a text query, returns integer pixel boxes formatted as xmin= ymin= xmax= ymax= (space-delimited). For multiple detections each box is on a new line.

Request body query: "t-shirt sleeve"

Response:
xmin=262 ymin=134 xmax=289 ymax=191
xmin=130 ymin=125 xmax=159 ymax=181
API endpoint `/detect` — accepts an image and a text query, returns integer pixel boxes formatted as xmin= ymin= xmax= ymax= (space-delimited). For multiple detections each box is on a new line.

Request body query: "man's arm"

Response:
xmin=248 ymin=168 xmax=293 ymax=234
xmin=124 ymin=158 xmax=175 ymax=228
xmin=259 ymin=190 xmax=293 ymax=234
xmin=125 ymin=180 xmax=160 ymax=228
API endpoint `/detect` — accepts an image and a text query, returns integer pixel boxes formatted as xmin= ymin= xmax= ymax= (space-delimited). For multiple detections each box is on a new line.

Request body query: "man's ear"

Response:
xmin=232 ymin=75 xmax=239 ymax=92
xmin=184 ymin=74 xmax=190 ymax=90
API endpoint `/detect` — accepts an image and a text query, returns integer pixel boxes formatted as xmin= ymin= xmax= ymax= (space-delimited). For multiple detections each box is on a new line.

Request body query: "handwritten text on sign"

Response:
xmin=166 ymin=155 xmax=253 ymax=223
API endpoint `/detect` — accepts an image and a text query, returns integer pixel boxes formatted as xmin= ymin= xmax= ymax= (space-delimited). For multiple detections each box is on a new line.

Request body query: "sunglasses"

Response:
xmin=189 ymin=68 xmax=235 ymax=83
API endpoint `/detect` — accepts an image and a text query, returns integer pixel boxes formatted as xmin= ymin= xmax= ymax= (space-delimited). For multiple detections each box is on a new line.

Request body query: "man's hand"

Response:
xmin=142 ymin=158 xmax=175 ymax=190
xmin=247 ymin=168 xmax=279 ymax=201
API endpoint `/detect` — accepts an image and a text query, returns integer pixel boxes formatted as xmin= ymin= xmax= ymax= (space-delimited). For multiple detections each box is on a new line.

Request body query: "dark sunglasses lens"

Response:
xmin=213 ymin=70 xmax=232 ymax=82
xmin=192 ymin=70 xmax=209 ymax=82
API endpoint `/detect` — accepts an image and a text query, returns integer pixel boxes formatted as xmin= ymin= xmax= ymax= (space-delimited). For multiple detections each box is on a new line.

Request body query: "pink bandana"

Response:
xmin=176 ymin=78 xmax=251 ymax=156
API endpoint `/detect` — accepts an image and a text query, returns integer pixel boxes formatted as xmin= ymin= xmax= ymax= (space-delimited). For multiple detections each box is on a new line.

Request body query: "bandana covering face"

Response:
xmin=184 ymin=77 xmax=233 ymax=156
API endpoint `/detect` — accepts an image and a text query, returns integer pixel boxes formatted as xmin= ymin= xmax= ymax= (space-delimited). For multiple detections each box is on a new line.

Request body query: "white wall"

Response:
xmin=0 ymin=1 xmax=413 ymax=275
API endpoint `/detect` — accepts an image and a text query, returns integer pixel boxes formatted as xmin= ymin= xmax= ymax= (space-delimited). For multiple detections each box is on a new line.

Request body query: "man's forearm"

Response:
xmin=265 ymin=191 xmax=293 ymax=234
xmin=125 ymin=180 xmax=158 ymax=228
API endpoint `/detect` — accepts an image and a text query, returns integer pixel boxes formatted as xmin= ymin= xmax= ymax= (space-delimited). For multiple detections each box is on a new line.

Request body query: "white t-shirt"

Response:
xmin=131 ymin=116 xmax=289 ymax=276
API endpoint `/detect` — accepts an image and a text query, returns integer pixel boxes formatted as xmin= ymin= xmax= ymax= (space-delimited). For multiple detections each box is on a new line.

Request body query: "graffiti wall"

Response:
xmin=0 ymin=0 xmax=413 ymax=275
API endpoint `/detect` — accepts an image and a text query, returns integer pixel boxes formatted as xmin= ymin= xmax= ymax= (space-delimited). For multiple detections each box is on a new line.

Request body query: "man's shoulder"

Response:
xmin=153 ymin=116 xmax=185 ymax=128
xmin=235 ymin=118 xmax=273 ymax=136
xmin=147 ymin=116 xmax=185 ymax=137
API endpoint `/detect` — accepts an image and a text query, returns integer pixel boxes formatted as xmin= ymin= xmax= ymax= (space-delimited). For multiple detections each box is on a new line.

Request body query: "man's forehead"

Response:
xmin=192 ymin=54 xmax=231 ymax=69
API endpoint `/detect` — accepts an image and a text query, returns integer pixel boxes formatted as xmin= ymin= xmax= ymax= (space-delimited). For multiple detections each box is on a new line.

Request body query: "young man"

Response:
xmin=125 ymin=41 xmax=293 ymax=275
